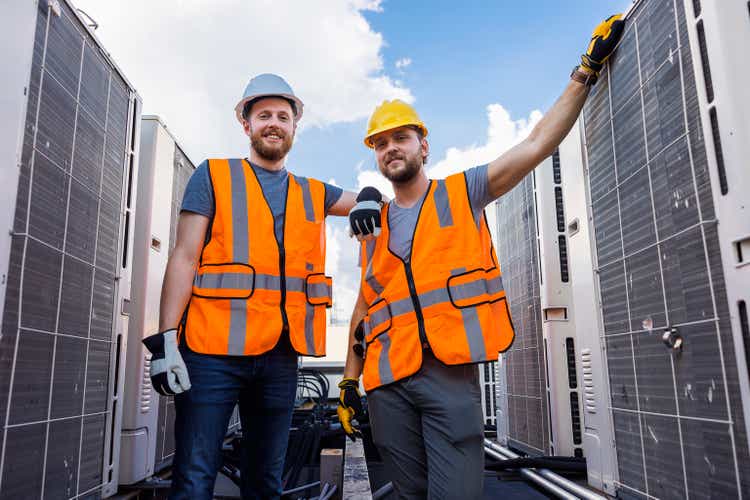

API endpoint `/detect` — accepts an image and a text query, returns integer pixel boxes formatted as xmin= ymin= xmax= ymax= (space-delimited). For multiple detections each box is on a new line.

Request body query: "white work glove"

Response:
xmin=142 ymin=328 xmax=191 ymax=396
xmin=348 ymin=186 xmax=384 ymax=240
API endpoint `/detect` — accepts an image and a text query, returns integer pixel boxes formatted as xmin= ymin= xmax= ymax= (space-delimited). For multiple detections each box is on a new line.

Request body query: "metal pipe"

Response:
xmin=372 ymin=481 xmax=394 ymax=500
xmin=485 ymin=447 xmax=578 ymax=500
xmin=484 ymin=439 xmax=606 ymax=500
xmin=319 ymin=483 xmax=338 ymax=500
xmin=281 ymin=480 xmax=321 ymax=495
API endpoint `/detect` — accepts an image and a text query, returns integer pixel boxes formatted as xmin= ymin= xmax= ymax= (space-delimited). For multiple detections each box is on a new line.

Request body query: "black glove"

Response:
xmin=581 ymin=14 xmax=625 ymax=75
xmin=349 ymin=186 xmax=383 ymax=238
xmin=337 ymin=378 xmax=365 ymax=441
xmin=142 ymin=328 xmax=191 ymax=396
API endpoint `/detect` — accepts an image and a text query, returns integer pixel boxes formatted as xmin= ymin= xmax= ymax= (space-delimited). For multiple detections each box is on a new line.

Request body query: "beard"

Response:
xmin=250 ymin=126 xmax=293 ymax=162
xmin=380 ymin=150 xmax=423 ymax=184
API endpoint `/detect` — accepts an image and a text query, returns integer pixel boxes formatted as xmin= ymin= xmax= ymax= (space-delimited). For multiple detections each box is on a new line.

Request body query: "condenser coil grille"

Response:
xmin=582 ymin=0 xmax=750 ymax=498
xmin=0 ymin=3 xmax=136 ymax=498
xmin=495 ymin=174 xmax=550 ymax=455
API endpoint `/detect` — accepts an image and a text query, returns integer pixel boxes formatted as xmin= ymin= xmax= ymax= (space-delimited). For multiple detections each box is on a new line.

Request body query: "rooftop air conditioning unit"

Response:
xmin=572 ymin=0 xmax=750 ymax=497
xmin=118 ymin=116 xmax=196 ymax=484
xmin=0 ymin=1 xmax=141 ymax=497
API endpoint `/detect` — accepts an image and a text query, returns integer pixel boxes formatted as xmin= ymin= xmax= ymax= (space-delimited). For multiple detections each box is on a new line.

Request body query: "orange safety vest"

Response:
xmin=359 ymin=172 xmax=515 ymax=391
xmin=182 ymin=158 xmax=332 ymax=356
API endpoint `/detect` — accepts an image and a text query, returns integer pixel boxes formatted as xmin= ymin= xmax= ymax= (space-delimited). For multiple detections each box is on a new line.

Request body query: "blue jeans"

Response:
xmin=169 ymin=337 xmax=299 ymax=500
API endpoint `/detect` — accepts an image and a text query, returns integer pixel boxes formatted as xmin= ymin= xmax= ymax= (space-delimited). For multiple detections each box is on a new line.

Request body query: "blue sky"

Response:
xmin=76 ymin=0 xmax=629 ymax=319
xmin=289 ymin=0 xmax=628 ymax=187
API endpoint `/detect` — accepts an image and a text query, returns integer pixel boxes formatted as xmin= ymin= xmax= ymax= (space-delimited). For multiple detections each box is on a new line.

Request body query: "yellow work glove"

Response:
xmin=337 ymin=378 xmax=364 ymax=442
xmin=581 ymin=14 xmax=626 ymax=76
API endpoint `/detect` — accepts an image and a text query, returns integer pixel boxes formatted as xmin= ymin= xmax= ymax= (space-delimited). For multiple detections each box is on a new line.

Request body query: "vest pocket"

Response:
xmin=305 ymin=273 xmax=333 ymax=307
xmin=364 ymin=298 xmax=393 ymax=344
xmin=192 ymin=262 xmax=256 ymax=299
xmin=446 ymin=267 xmax=503 ymax=308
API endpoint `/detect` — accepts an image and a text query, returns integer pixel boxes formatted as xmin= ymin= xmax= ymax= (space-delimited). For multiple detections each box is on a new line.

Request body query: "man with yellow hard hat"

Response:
xmin=337 ymin=16 xmax=625 ymax=499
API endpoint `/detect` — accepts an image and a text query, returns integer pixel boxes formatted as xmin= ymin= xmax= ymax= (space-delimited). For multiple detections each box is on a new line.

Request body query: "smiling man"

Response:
xmin=337 ymin=16 xmax=625 ymax=499
xmin=141 ymin=73 xmax=379 ymax=500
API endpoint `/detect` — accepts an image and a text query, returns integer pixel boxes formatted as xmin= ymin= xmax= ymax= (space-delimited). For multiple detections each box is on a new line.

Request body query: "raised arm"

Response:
xmin=487 ymin=80 xmax=589 ymax=198
xmin=487 ymin=14 xmax=624 ymax=199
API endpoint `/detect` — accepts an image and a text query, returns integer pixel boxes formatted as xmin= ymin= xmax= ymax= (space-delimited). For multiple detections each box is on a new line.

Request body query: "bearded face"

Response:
xmin=372 ymin=127 xmax=428 ymax=184
xmin=379 ymin=147 xmax=423 ymax=183
xmin=243 ymin=97 xmax=296 ymax=162
xmin=250 ymin=124 xmax=293 ymax=162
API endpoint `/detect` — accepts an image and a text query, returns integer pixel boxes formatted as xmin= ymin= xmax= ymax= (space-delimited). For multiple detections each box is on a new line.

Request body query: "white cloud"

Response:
xmin=72 ymin=0 xmax=412 ymax=161
xmin=395 ymin=57 xmax=412 ymax=70
xmin=426 ymin=104 xmax=543 ymax=179
xmin=355 ymin=168 xmax=394 ymax=200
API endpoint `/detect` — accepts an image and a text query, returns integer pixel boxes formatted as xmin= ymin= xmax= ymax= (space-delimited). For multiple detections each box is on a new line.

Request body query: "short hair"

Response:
xmin=408 ymin=125 xmax=428 ymax=164
xmin=242 ymin=97 xmax=297 ymax=121
xmin=408 ymin=125 xmax=424 ymax=140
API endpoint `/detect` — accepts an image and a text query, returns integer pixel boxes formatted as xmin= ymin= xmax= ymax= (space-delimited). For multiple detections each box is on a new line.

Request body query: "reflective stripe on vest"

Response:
xmin=194 ymin=272 xmax=332 ymax=299
xmin=364 ymin=270 xmax=504 ymax=357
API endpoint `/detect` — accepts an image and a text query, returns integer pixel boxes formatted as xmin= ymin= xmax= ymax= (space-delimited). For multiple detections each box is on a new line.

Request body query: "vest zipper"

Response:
xmin=404 ymin=261 xmax=429 ymax=349
xmin=246 ymin=159 xmax=290 ymax=336
xmin=278 ymin=241 xmax=289 ymax=332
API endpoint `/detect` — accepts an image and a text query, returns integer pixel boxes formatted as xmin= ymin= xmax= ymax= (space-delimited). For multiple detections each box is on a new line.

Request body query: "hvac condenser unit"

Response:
xmin=493 ymin=149 xmax=585 ymax=459
xmin=572 ymin=0 xmax=750 ymax=498
xmin=0 ymin=1 xmax=141 ymax=498
xmin=118 ymin=116 xmax=196 ymax=484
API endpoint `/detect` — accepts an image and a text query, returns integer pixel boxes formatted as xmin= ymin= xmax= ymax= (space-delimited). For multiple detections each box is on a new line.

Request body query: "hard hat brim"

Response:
xmin=235 ymin=93 xmax=304 ymax=124
xmin=364 ymin=122 xmax=428 ymax=148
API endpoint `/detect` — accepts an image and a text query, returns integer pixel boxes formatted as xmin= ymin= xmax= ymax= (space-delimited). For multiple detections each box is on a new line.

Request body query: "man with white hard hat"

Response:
xmin=142 ymin=73 xmax=381 ymax=499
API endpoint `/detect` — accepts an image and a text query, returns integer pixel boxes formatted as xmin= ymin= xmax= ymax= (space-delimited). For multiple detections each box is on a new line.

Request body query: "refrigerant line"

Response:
xmin=485 ymin=439 xmax=607 ymax=500
xmin=484 ymin=446 xmax=578 ymax=500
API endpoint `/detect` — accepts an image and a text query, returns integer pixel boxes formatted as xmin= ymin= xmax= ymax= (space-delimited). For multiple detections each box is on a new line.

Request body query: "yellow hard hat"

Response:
xmin=364 ymin=99 xmax=428 ymax=148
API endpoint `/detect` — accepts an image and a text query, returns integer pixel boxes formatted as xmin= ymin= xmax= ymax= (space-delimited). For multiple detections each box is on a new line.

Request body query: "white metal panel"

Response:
xmin=478 ymin=361 xmax=498 ymax=428
xmin=561 ymin=120 xmax=618 ymax=495
xmin=535 ymin=153 xmax=584 ymax=458
xmin=119 ymin=117 xmax=169 ymax=484
xmin=0 ymin=0 xmax=38 ymax=351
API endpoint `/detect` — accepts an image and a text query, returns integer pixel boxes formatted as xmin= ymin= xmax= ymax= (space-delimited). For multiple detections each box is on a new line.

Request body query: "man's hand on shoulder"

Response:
xmin=349 ymin=186 xmax=385 ymax=242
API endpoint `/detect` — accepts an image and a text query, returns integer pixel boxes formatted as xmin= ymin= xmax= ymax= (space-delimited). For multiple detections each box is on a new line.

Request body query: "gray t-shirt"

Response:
xmin=388 ymin=164 xmax=492 ymax=261
xmin=181 ymin=160 xmax=343 ymax=244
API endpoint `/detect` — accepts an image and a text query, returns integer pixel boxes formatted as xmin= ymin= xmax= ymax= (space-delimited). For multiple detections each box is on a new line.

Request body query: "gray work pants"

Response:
xmin=367 ymin=351 xmax=485 ymax=500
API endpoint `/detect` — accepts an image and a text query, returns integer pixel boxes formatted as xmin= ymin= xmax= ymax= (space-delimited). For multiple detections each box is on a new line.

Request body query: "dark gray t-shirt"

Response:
xmin=388 ymin=164 xmax=492 ymax=261
xmin=181 ymin=160 xmax=344 ymax=243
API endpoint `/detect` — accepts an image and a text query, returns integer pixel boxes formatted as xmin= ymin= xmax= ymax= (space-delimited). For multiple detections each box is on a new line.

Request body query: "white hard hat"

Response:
xmin=234 ymin=73 xmax=304 ymax=124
